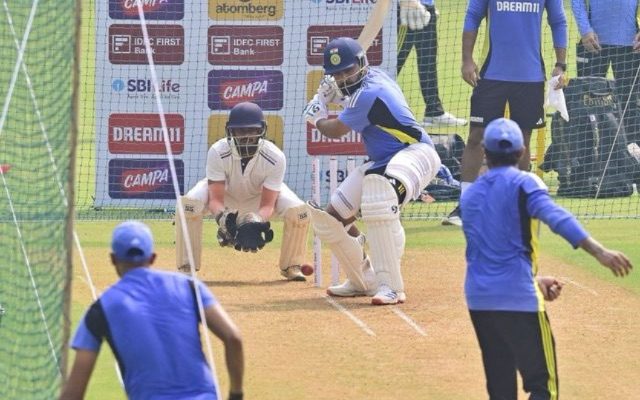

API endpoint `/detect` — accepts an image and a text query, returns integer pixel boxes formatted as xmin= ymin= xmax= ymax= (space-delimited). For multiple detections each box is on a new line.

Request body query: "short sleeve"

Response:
xmin=521 ymin=172 xmax=548 ymax=195
xmin=262 ymin=156 xmax=285 ymax=192
xmin=71 ymin=301 xmax=105 ymax=352
xmin=206 ymin=146 xmax=225 ymax=182
xmin=338 ymin=90 xmax=375 ymax=133
xmin=196 ymin=279 xmax=218 ymax=308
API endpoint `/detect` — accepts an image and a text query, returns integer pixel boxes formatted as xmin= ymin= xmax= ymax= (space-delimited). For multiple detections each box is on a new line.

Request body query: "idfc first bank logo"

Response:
xmin=109 ymin=24 xmax=184 ymax=65
xmin=109 ymin=0 xmax=184 ymax=20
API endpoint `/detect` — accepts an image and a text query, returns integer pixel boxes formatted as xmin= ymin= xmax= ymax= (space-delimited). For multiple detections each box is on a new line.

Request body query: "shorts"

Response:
xmin=470 ymin=79 xmax=545 ymax=130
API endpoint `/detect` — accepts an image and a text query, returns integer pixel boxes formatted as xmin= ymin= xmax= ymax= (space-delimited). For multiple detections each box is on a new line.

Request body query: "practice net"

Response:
xmin=0 ymin=0 xmax=77 ymax=397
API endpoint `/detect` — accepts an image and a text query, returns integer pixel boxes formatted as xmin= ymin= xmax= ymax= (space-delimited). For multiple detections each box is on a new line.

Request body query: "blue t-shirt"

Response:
xmin=460 ymin=167 xmax=588 ymax=312
xmin=572 ymin=0 xmax=639 ymax=46
xmin=338 ymin=68 xmax=433 ymax=170
xmin=463 ymin=0 xmax=568 ymax=82
xmin=72 ymin=268 xmax=218 ymax=400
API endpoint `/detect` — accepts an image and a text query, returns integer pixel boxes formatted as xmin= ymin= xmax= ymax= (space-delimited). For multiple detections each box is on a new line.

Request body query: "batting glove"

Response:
xmin=317 ymin=76 xmax=349 ymax=107
xmin=303 ymin=94 xmax=329 ymax=126
xmin=400 ymin=0 xmax=431 ymax=31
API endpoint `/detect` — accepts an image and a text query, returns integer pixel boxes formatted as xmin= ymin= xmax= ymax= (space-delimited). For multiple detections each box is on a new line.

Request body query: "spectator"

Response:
xmin=443 ymin=0 xmax=568 ymax=226
xmin=572 ymin=0 xmax=640 ymax=144
xmin=461 ymin=118 xmax=633 ymax=399
xmin=398 ymin=0 xmax=467 ymax=127
xmin=60 ymin=221 xmax=244 ymax=400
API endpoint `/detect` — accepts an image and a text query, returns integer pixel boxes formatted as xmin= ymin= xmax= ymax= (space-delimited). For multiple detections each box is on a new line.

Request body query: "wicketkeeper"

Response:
xmin=176 ymin=102 xmax=311 ymax=281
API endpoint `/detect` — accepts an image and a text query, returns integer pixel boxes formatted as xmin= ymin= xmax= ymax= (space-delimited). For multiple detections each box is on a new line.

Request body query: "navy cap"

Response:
xmin=226 ymin=102 xmax=265 ymax=129
xmin=111 ymin=220 xmax=154 ymax=263
xmin=323 ymin=37 xmax=365 ymax=74
xmin=483 ymin=118 xmax=525 ymax=154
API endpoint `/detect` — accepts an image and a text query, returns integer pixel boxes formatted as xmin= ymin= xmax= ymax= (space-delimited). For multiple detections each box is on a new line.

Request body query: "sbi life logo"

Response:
xmin=323 ymin=0 xmax=377 ymax=3
xmin=112 ymin=78 xmax=180 ymax=92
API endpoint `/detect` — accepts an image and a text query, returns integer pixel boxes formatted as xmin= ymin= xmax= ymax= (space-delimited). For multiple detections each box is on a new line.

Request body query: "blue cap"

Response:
xmin=483 ymin=118 xmax=525 ymax=154
xmin=111 ymin=220 xmax=154 ymax=263
xmin=323 ymin=37 xmax=365 ymax=74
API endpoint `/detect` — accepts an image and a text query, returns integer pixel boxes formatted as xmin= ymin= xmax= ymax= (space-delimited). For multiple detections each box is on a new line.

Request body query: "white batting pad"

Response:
xmin=385 ymin=143 xmax=441 ymax=205
xmin=175 ymin=196 xmax=205 ymax=271
xmin=360 ymin=174 xmax=405 ymax=292
xmin=279 ymin=204 xmax=310 ymax=270
xmin=306 ymin=201 xmax=371 ymax=291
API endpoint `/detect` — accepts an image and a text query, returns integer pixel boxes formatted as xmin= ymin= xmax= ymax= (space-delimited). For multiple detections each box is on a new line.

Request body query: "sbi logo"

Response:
xmin=112 ymin=79 xmax=125 ymax=92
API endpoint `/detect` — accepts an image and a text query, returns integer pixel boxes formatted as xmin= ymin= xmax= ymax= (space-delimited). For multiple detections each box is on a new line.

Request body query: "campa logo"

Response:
xmin=222 ymin=80 xmax=268 ymax=102
xmin=208 ymin=70 xmax=283 ymax=110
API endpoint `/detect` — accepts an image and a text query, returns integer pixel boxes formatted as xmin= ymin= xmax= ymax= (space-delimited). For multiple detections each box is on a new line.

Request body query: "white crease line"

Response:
xmin=391 ymin=307 xmax=427 ymax=337
xmin=323 ymin=295 xmax=376 ymax=336
xmin=559 ymin=276 xmax=599 ymax=296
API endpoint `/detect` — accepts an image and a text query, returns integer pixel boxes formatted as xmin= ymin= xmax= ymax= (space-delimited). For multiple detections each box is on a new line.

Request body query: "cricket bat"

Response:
xmin=357 ymin=0 xmax=392 ymax=50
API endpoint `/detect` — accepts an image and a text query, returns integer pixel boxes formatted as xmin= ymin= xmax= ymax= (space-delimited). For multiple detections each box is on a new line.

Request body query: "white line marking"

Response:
xmin=559 ymin=276 xmax=599 ymax=296
xmin=391 ymin=308 xmax=427 ymax=337
xmin=323 ymin=295 xmax=376 ymax=336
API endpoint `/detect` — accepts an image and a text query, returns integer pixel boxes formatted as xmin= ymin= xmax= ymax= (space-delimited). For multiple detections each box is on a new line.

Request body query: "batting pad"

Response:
xmin=279 ymin=204 xmax=310 ymax=270
xmin=175 ymin=196 xmax=205 ymax=271
xmin=361 ymin=174 xmax=405 ymax=292
xmin=306 ymin=201 xmax=371 ymax=291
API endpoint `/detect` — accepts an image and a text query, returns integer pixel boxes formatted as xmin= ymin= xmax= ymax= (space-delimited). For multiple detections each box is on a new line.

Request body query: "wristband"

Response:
xmin=554 ymin=62 xmax=567 ymax=72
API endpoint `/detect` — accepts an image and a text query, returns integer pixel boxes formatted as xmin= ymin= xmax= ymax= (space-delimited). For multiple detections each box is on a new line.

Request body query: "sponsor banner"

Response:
xmin=209 ymin=0 xmax=283 ymax=20
xmin=208 ymin=114 xmax=283 ymax=149
xmin=306 ymin=25 xmax=382 ymax=66
xmin=109 ymin=0 xmax=185 ymax=20
xmin=208 ymin=25 xmax=283 ymax=66
xmin=109 ymin=159 xmax=184 ymax=199
xmin=109 ymin=24 xmax=184 ymax=65
xmin=110 ymin=77 xmax=182 ymax=101
xmin=108 ymin=113 xmax=184 ymax=154
xmin=208 ymin=70 xmax=283 ymax=110
xmin=307 ymin=117 xmax=366 ymax=155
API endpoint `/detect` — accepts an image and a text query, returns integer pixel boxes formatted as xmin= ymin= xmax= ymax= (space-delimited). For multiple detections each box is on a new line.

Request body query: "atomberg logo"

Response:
xmin=109 ymin=0 xmax=184 ymax=20
xmin=109 ymin=159 xmax=183 ymax=199
xmin=209 ymin=0 xmax=282 ymax=20
xmin=208 ymin=70 xmax=283 ymax=110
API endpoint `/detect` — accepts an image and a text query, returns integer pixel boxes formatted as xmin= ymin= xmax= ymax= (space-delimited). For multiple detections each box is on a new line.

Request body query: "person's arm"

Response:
xmin=207 ymin=180 xmax=226 ymax=216
xmin=258 ymin=186 xmax=279 ymax=221
xmin=537 ymin=276 xmax=564 ymax=301
xmin=315 ymin=118 xmax=351 ymax=139
xmin=204 ymin=304 xmax=244 ymax=398
xmin=547 ymin=0 xmax=568 ymax=86
xmin=461 ymin=0 xmax=486 ymax=87
xmin=58 ymin=350 xmax=99 ymax=400
xmin=578 ymin=237 xmax=633 ymax=277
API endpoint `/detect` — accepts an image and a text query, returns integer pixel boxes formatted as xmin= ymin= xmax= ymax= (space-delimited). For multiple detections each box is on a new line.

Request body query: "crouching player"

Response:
xmin=303 ymin=37 xmax=441 ymax=304
xmin=176 ymin=102 xmax=311 ymax=281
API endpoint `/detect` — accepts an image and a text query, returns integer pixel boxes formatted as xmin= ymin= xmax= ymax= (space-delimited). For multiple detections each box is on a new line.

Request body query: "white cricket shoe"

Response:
xmin=371 ymin=284 xmax=406 ymax=305
xmin=280 ymin=265 xmax=306 ymax=282
xmin=423 ymin=112 xmax=468 ymax=127
xmin=326 ymin=259 xmax=377 ymax=297
xmin=441 ymin=205 xmax=462 ymax=227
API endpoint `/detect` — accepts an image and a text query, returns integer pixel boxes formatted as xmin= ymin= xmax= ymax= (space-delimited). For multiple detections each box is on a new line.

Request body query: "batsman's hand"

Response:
xmin=303 ymin=94 xmax=328 ymax=126
xmin=317 ymin=76 xmax=349 ymax=107
xmin=400 ymin=0 xmax=431 ymax=31
xmin=234 ymin=213 xmax=274 ymax=253
xmin=215 ymin=208 xmax=238 ymax=248
xmin=536 ymin=276 xmax=563 ymax=302
xmin=581 ymin=31 xmax=601 ymax=54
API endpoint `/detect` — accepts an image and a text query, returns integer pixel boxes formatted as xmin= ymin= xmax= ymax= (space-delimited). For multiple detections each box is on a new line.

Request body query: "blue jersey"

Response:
xmin=71 ymin=268 xmax=218 ymax=400
xmin=572 ymin=0 xmax=639 ymax=46
xmin=463 ymin=0 xmax=568 ymax=82
xmin=339 ymin=68 xmax=433 ymax=170
xmin=460 ymin=167 xmax=588 ymax=312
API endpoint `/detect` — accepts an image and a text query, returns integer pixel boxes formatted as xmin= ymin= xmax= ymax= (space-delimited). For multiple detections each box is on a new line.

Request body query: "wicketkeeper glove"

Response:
xmin=234 ymin=214 xmax=274 ymax=252
xmin=303 ymin=94 xmax=329 ymax=126
xmin=215 ymin=208 xmax=238 ymax=248
xmin=400 ymin=0 xmax=431 ymax=31
xmin=317 ymin=76 xmax=349 ymax=107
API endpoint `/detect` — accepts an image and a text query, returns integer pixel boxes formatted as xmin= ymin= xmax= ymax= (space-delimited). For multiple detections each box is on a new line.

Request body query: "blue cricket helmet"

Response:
xmin=225 ymin=102 xmax=267 ymax=159
xmin=226 ymin=102 xmax=265 ymax=129
xmin=323 ymin=37 xmax=367 ymax=75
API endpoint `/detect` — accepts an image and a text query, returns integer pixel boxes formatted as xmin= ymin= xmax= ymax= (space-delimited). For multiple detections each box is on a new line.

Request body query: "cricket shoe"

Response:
xmin=280 ymin=265 xmax=306 ymax=282
xmin=326 ymin=259 xmax=377 ymax=297
xmin=178 ymin=263 xmax=199 ymax=274
xmin=371 ymin=284 xmax=406 ymax=305
xmin=441 ymin=205 xmax=462 ymax=227
xmin=423 ymin=112 xmax=468 ymax=127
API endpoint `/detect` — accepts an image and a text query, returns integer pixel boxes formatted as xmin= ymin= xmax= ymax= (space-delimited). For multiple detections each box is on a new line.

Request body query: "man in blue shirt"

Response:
xmin=461 ymin=118 xmax=633 ymax=399
xmin=572 ymin=0 xmax=640 ymax=143
xmin=397 ymin=0 xmax=467 ymax=127
xmin=443 ymin=0 xmax=568 ymax=226
xmin=304 ymin=37 xmax=441 ymax=305
xmin=59 ymin=221 xmax=244 ymax=400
